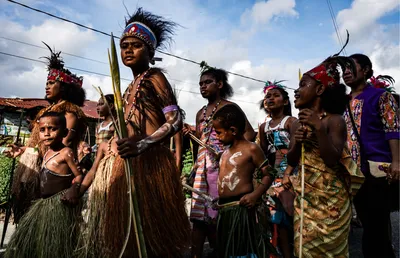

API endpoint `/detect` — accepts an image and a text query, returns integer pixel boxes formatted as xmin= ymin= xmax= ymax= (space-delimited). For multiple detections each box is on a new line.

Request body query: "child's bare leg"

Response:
xmin=191 ymin=221 xmax=207 ymax=258
xmin=278 ymin=226 xmax=293 ymax=258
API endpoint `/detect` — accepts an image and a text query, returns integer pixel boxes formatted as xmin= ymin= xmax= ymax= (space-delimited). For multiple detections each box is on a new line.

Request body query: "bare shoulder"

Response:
xmin=248 ymin=141 xmax=263 ymax=153
xmin=149 ymin=69 xmax=171 ymax=90
xmin=61 ymin=147 xmax=75 ymax=159
xmin=326 ymin=114 xmax=345 ymax=127
xmin=285 ymin=116 xmax=297 ymax=131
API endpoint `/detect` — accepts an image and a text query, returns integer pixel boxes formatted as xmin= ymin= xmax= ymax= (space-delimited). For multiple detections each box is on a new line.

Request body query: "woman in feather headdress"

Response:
xmin=287 ymin=48 xmax=363 ymax=257
xmin=5 ymin=43 xmax=87 ymax=223
xmin=100 ymin=8 xmax=190 ymax=258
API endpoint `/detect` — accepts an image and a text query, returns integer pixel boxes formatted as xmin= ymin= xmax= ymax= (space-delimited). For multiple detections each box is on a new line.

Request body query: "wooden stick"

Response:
xmin=299 ymin=142 xmax=305 ymax=258
xmin=182 ymin=182 xmax=214 ymax=203
xmin=188 ymin=132 xmax=219 ymax=156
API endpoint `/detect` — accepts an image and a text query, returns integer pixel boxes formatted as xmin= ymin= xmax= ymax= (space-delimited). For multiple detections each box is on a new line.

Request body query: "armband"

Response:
xmin=162 ymin=105 xmax=179 ymax=114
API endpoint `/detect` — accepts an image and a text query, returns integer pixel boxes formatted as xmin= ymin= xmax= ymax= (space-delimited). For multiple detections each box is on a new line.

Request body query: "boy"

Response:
xmin=213 ymin=104 xmax=276 ymax=258
xmin=6 ymin=111 xmax=82 ymax=258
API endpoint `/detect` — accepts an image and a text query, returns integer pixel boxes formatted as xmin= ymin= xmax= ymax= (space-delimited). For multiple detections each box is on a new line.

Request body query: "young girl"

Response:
xmin=287 ymin=55 xmax=361 ymax=257
xmin=258 ymin=81 xmax=296 ymax=258
xmin=95 ymin=94 xmax=115 ymax=146
xmin=79 ymin=136 xmax=118 ymax=257
xmin=5 ymin=112 xmax=83 ymax=258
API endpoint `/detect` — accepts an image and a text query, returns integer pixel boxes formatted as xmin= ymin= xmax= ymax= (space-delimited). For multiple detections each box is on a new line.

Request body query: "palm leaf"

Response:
xmin=108 ymin=33 xmax=148 ymax=258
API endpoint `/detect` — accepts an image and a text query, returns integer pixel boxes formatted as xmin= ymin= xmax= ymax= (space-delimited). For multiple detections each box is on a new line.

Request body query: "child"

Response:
xmin=213 ymin=104 xmax=276 ymax=258
xmin=78 ymin=136 xmax=117 ymax=258
xmin=258 ymin=81 xmax=296 ymax=258
xmin=5 ymin=111 xmax=83 ymax=258
xmin=183 ymin=67 xmax=255 ymax=258
xmin=287 ymin=55 xmax=362 ymax=257
xmin=95 ymin=94 xmax=115 ymax=146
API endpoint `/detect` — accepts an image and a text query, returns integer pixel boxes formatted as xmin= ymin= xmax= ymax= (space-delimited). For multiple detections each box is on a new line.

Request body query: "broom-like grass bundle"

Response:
xmin=108 ymin=33 xmax=147 ymax=258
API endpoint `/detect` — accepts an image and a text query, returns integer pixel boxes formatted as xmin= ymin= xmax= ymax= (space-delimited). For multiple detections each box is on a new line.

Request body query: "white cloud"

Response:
xmin=335 ymin=0 xmax=400 ymax=93
xmin=245 ymin=0 xmax=298 ymax=25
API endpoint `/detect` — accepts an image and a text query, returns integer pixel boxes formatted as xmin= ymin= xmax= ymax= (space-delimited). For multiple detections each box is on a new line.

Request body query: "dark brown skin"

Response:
xmin=117 ymin=36 xmax=182 ymax=158
xmin=173 ymin=131 xmax=183 ymax=172
xmin=5 ymin=80 xmax=78 ymax=158
xmin=213 ymin=120 xmax=273 ymax=207
xmin=38 ymin=116 xmax=82 ymax=205
xmin=182 ymin=74 xmax=255 ymax=142
xmin=287 ymin=75 xmax=346 ymax=168
xmin=79 ymin=139 xmax=118 ymax=195
xmin=344 ymin=58 xmax=400 ymax=182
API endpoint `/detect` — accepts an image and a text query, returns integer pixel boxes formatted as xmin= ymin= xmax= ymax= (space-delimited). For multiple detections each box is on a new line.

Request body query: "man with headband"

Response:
xmin=102 ymin=8 xmax=190 ymax=258
xmin=5 ymin=43 xmax=87 ymax=223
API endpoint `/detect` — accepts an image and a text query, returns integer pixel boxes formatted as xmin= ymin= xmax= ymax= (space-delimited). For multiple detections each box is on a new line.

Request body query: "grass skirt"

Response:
xmin=79 ymin=154 xmax=115 ymax=258
xmin=217 ymin=201 xmax=276 ymax=258
xmin=11 ymin=148 xmax=41 ymax=223
xmin=105 ymin=145 xmax=190 ymax=258
xmin=5 ymin=190 xmax=81 ymax=258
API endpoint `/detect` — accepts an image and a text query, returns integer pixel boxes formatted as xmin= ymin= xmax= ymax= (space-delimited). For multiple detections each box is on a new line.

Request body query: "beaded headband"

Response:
xmin=47 ymin=69 xmax=83 ymax=88
xmin=121 ymin=22 xmax=157 ymax=51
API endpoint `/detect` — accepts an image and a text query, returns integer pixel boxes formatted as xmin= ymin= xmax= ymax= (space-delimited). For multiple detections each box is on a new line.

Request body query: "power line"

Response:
xmin=0 ymin=51 xmax=260 ymax=105
xmin=326 ymin=0 xmax=347 ymax=56
xmin=0 ymin=35 xmax=262 ymax=98
xmin=6 ymin=0 xmax=297 ymax=90
xmin=0 ymin=36 xmax=108 ymax=64
xmin=0 ymin=36 xmax=207 ymax=88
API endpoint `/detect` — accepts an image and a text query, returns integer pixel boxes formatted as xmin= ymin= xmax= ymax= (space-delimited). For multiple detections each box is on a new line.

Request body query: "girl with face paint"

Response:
xmin=287 ymin=55 xmax=364 ymax=257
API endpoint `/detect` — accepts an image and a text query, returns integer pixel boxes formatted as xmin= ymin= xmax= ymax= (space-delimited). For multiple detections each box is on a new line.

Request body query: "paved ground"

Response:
xmin=1 ymin=212 xmax=398 ymax=257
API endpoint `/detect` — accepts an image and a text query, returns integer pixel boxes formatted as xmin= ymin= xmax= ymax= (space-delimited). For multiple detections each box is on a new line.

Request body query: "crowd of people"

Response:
xmin=2 ymin=6 xmax=399 ymax=258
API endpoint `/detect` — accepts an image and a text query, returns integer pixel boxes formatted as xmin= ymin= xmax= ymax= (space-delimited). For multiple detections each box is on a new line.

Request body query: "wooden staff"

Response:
xmin=187 ymin=132 xmax=219 ymax=156
xmin=299 ymin=68 xmax=305 ymax=258
xmin=182 ymin=182 xmax=214 ymax=203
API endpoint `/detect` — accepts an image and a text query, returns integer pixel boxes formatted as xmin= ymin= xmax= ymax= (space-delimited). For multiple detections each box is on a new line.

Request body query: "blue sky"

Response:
xmin=0 ymin=0 xmax=399 ymax=125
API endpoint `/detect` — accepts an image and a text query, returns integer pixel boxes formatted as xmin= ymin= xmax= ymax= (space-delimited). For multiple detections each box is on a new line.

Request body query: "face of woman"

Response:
xmin=45 ymin=80 xmax=61 ymax=100
xmin=294 ymin=75 xmax=319 ymax=109
xmin=97 ymin=98 xmax=109 ymax=117
xmin=120 ymin=37 xmax=151 ymax=68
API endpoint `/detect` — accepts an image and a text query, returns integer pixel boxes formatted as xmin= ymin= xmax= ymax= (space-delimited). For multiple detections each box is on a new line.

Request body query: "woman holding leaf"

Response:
xmin=103 ymin=8 xmax=190 ymax=258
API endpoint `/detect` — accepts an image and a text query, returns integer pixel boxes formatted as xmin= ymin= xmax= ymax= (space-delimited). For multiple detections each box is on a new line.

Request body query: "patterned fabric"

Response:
xmin=190 ymin=117 xmax=225 ymax=222
xmin=95 ymin=122 xmax=114 ymax=146
xmin=379 ymin=91 xmax=399 ymax=133
xmin=305 ymin=62 xmax=338 ymax=87
xmin=343 ymin=99 xmax=363 ymax=167
xmin=292 ymin=133 xmax=358 ymax=257
xmin=344 ymin=85 xmax=400 ymax=174
xmin=264 ymin=116 xmax=291 ymax=178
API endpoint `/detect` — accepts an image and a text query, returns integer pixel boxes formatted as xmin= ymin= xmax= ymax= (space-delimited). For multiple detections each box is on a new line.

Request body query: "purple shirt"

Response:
xmin=344 ymin=84 xmax=400 ymax=174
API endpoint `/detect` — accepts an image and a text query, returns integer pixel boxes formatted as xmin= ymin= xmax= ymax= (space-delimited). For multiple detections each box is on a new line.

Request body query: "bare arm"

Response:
xmin=80 ymin=143 xmax=106 ymax=195
xmin=174 ymin=131 xmax=183 ymax=172
xmin=287 ymin=120 xmax=302 ymax=167
xmin=64 ymin=148 xmax=82 ymax=184
xmin=251 ymin=144 xmax=274 ymax=199
xmin=240 ymin=144 xmax=273 ymax=208
xmin=117 ymin=73 xmax=183 ymax=158
xmin=64 ymin=112 xmax=78 ymax=147
xmin=314 ymin=115 xmax=346 ymax=167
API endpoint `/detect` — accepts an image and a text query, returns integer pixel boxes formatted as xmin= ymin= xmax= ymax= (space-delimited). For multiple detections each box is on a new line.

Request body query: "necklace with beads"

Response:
xmin=124 ymin=68 xmax=151 ymax=123
xmin=202 ymin=100 xmax=222 ymax=130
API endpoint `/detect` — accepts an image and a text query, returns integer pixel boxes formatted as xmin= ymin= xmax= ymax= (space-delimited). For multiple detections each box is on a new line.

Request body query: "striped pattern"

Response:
xmin=190 ymin=121 xmax=224 ymax=221
xmin=292 ymin=139 xmax=360 ymax=258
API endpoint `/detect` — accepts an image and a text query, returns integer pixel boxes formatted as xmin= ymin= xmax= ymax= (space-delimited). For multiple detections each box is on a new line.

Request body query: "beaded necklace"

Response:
xmin=202 ymin=100 xmax=222 ymax=131
xmin=124 ymin=68 xmax=151 ymax=123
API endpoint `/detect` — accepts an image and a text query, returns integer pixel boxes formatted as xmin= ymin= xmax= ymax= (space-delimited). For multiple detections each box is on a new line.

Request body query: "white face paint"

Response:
xmin=220 ymin=151 xmax=242 ymax=192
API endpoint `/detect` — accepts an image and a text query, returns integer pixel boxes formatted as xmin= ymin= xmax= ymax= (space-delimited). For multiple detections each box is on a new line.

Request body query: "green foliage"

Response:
xmin=0 ymin=156 xmax=13 ymax=205
xmin=181 ymin=148 xmax=194 ymax=176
